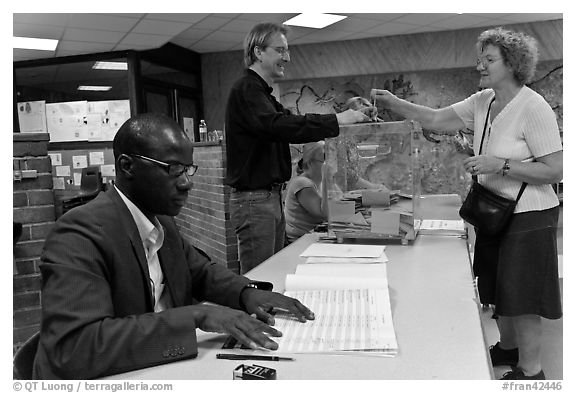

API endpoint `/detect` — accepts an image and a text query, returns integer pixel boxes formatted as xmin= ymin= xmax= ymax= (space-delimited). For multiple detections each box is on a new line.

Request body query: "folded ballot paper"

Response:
xmin=271 ymin=262 xmax=398 ymax=356
xmin=299 ymin=243 xmax=388 ymax=264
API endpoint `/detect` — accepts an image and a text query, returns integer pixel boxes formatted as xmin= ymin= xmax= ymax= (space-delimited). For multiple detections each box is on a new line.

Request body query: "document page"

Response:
xmin=273 ymin=287 xmax=398 ymax=355
xmin=294 ymin=263 xmax=388 ymax=278
xmin=300 ymin=243 xmax=386 ymax=258
xmin=418 ymin=219 xmax=466 ymax=235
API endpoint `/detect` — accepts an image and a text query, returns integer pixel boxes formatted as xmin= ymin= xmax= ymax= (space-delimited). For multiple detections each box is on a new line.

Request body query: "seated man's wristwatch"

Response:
xmin=501 ymin=158 xmax=511 ymax=176
xmin=239 ymin=281 xmax=273 ymax=311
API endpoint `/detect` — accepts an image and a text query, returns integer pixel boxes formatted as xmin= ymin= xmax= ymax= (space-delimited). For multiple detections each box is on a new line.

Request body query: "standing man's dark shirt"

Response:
xmin=225 ymin=69 xmax=339 ymax=191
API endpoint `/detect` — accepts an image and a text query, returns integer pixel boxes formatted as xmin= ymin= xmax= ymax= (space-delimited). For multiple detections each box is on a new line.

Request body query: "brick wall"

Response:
xmin=13 ymin=133 xmax=54 ymax=353
xmin=175 ymin=142 xmax=239 ymax=272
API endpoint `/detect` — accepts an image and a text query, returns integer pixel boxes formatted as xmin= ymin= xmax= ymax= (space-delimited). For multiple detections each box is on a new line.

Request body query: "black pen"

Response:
xmin=216 ymin=353 xmax=294 ymax=361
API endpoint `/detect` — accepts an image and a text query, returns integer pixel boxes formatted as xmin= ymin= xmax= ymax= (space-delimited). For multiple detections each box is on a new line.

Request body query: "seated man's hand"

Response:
xmin=241 ymin=289 xmax=315 ymax=325
xmin=194 ymin=304 xmax=282 ymax=350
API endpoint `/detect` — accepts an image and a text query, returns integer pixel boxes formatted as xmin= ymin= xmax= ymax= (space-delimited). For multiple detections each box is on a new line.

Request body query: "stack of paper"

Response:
xmin=273 ymin=260 xmax=398 ymax=356
xmin=299 ymin=243 xmax=388 ymax=264
xmin=418 ymin=219 xmax=466 ymax=236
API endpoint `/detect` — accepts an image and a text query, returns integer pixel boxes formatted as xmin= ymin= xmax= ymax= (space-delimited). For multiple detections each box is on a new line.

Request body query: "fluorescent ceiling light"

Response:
xmin=13 ymin=36 xmax=58 ymax=51
xmin=92 ymin=61 xmax=128 ymax=71
xmin=284 ymin=13 xmax=347 ymax=29
xmin=77 ymin=86 xmax=112 ymax=91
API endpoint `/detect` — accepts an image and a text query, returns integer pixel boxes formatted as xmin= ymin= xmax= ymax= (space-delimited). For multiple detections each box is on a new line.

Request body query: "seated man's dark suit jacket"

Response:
xmin=33 ymin=187 xmax=253 ymax=379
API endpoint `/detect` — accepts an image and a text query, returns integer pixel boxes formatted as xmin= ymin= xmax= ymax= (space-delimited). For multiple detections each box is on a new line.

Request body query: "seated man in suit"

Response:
xmin=33 ymin=113 xmax=315 ymax=379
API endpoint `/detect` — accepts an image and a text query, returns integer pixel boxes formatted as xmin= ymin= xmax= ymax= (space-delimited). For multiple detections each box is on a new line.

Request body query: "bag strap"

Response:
xmin=515 ymin=182 xmax=528 ymax=202
xmin=472 ymin=98 xmax=495 ymax=183
xmin=478 ymin=97 xmax=495 ymax=156
xmin=473 ymin=96 xmax=527 ymax=202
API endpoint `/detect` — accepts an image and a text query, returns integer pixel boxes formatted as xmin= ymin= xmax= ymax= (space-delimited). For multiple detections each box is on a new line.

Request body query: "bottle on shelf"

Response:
xmin=199 ymin=120 xmax=208 ymax=142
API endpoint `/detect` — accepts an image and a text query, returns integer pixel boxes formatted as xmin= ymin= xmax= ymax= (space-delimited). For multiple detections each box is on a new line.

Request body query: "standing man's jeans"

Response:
xmin=230 ymin=186 xmax=285 ymax=274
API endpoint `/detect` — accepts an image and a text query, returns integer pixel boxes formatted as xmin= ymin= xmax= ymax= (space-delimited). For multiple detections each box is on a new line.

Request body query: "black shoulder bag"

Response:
xmin=458 ymin=98 xmax=527 ymax=236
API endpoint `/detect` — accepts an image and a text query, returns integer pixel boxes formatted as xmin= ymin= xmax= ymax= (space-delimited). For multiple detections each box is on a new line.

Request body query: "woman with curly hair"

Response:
xmin=371 ymin=27 xmax=562 ymax=380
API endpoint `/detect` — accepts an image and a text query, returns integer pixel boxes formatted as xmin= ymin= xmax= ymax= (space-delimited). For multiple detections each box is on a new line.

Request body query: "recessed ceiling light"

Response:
xmin=283 ymin=13 xmax=347 ymax=29
xmin=92 ymin=61 xmax=128 ymax=71
xmin=77 ymin=86 xmax=112 ymax=91
xmin=13 ymin=36 xmax=58 ymax=51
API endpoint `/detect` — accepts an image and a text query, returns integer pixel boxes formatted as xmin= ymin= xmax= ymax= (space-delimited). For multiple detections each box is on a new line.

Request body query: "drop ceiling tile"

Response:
xmin=100 ymin=13 xmax=145 ymax=18
xmin=119 ymin=33 xmax=170 ymax=47
xmin=343 ymin=13 xmax=408 ymax=21
xmin=325 ymin=16 xmax=393 ymax=32
xmin=290 ymin=29 xmax=355 ymax=45
xmin=144 ymin=13 xmax=210 ymax=23
xmin=13 ymin=13 xmax=69 ymax=26
xmin=220 ymin=18 xmax=261 ymax=33
xmin=57 ymin=40 xmax=117 ymax=54
xmin=168 ymin=37 xmax=195 ymax=49
xmin=63 ymin=28 xmax=126 ymax=44
xmin=467 ymin=13 xmax=518 ymax=19
xmin=12 ymin=13 xmax=564 ymax=63
xmin=192 ymin=15 xmax=234 ymax=30
xmin=203 ymin=30 xmax=245 ymax=43
xmin=174 ymin=27 xmax=213 ymax=42
xmin=428 ymin=14 xmax=494 ymax=30
xmin=238 ymin=14 xmax=299 ymax=23
xmin=342 ymin=31 xmax=385 ymax=41
xmin=499 ymin=13 xmax=562 ymax=22
xmin=402 ymin=25 xmax=449 ymax=35
xmin=132 ymin=19 xmax=191 ymax=36
xmin=364 ymin=21 xmax=426 ymax=36
xmin=392 ymin=13 xmax=456 ymax=26
xmin=209 ymin=13 xmax=242 ymax=19
xmin=13 ymin=48 xmax=56 ymax=61
xmin=114 ymin=42 xmax=154 ymax=51
xmin=13 ymin=23 xmax=64 ymax=40
xmin=285 ymin=26 xmax=317 ymax=40
xmin=189 ymin=39 xmax=237 ymax=53
xmin=67 ymin=14 xmax=140 ymax=32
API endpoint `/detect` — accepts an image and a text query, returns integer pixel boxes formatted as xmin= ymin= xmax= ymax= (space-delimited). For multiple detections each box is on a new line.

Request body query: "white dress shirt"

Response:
xmin=115 ymin=186 xmax=172 ymax=312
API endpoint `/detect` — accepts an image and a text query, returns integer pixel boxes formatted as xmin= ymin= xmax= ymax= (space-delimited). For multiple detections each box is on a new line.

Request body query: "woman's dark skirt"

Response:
xmin=473 ymin=206 xmax=562 ymax=319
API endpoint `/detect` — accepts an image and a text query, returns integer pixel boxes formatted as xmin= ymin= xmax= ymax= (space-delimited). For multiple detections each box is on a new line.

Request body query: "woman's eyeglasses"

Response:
xmin=476 ymin=56 xmax=502 ymax=68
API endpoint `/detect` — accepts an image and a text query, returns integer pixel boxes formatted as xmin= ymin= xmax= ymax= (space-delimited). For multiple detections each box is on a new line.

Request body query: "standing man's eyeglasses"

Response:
xmin=267 ymin=46 xmax=290 ymax=57
xmin=127 ymin=154 xmax=198 ymax=177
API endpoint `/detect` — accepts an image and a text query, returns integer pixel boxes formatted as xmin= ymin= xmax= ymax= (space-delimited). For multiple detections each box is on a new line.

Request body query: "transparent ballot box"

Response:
xmin=324 ymin=120 xmax=422 ymax=244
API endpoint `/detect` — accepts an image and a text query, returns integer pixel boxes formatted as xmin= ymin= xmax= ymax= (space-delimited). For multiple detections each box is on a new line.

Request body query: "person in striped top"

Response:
xmin=371 ymin=27 xmax=562 ymax=380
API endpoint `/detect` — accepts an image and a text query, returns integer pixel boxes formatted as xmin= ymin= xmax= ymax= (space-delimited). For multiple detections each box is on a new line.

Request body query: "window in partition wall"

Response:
xmin=14 ymin=57 xmax=130 ymax=137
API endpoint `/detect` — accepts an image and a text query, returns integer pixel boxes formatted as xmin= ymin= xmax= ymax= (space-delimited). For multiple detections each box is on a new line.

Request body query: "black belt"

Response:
xmin=232 ymin=183 xmax=285 ymax=192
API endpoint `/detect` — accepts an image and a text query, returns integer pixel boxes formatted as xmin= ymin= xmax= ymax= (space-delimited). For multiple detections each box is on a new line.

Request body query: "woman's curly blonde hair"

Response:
xmin=477 ymin=27 xmax=539 ymax=85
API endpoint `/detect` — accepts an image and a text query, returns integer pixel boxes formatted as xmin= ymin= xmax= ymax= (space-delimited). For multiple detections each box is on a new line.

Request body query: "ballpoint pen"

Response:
xmin=216 ymin=353 xmax=294 ymax=361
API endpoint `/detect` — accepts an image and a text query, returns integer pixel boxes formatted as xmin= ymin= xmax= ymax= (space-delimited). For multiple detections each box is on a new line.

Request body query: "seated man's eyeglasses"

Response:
xmin=128 ymin=154 xmax=198 ymax=177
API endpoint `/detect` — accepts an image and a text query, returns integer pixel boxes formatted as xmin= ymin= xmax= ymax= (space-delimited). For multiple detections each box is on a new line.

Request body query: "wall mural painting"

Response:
xmin=280 ymin=61 xmax=562 ymax=198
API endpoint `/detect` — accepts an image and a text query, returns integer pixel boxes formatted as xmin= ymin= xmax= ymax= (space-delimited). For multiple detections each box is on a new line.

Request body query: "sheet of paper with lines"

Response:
xmin=273 ymin=287 xmax=398 ymax=355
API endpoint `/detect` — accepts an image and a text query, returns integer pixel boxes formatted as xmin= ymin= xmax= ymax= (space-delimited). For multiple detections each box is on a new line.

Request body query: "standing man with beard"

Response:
xmin=225 ymin=22 xmax=368 ymax=274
